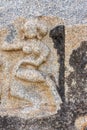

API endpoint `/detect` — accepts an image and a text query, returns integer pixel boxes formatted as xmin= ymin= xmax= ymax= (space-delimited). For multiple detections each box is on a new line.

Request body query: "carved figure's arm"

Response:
xmin=14 ymin=45 xmax=50 ymax=69
xmin=1 ymin=41 xmax=24 ymax=51
xmin=35 ymin=43 xmax=50 ymax=66
xmin=23 ymin=43 xmax=50 ymax=66
xmin=22 ymin=40 xmax=50 ymax=65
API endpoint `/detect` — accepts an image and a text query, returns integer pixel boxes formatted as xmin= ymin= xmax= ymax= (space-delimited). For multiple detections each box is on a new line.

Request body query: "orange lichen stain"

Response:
xmin=8 ymin=93 xmax=33 ymax=109
xmin=81 ymin=122 xmax=87 ymax=130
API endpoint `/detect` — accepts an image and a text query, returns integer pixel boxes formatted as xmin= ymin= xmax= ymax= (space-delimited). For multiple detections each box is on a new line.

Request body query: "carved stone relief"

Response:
xmin=0 ymin=17 xmax=64 ymax=119
xmin=0 ymin=16 xmax=87 ymax=129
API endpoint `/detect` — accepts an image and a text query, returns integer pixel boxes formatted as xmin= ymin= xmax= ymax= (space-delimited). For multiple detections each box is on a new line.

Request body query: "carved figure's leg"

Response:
xmin=12 ymin=58 xmax=62 ymax=109
xmin=10 ymin=81 xmax=41 ymax=108
xmin=13 ymin=59 xmax=46 ymax=82
xmin=15 ymin=68 xmax=46 ymax=83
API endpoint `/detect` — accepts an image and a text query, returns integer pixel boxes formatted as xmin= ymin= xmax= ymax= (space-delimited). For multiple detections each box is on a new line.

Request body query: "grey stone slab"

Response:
xmin=0 ymin=0 xmax=87 ymax=28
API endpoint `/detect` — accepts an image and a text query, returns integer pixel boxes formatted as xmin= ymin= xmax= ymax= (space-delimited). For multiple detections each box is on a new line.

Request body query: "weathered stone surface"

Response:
xmin=75 ymin=116 xmax=87 ymax=130
xmin=0 ymin=15 xmax=87 ymax=130
xmin=0 ymin=16 xmax=64 ymax=119
xmin=65 ymin=25 xmax=87 ymax=103
xmin=65 ymin=25 xmax=87 ymax=130
xmin=0 ymin=0 xmax=87 ymax=28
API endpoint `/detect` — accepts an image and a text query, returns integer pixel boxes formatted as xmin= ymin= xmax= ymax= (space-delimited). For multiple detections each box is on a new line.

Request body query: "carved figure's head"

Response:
xmin=23 ymin=18 xmax=48 ymax=40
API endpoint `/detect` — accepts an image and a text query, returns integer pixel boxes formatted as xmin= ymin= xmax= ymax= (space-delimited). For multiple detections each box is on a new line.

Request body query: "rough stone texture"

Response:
xmin=0 ymin=0 xmax=87 ymax=28
xmin=0 ymin=16 xmax=64 ymax=119
xmin=65 ymin=25 xmax=87 ymax=103
xmin=75 ymin=116 xmax=87 ymax=130
xmin=0 ymin=1 xmax=87 ymax=128
xmin=65 ymin=25 xmax=87 ymax=130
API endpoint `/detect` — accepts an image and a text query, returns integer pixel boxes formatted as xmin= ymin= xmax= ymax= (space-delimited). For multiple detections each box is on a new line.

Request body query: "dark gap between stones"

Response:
xmin=49 ymin=25 xmax=65 ymax=102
